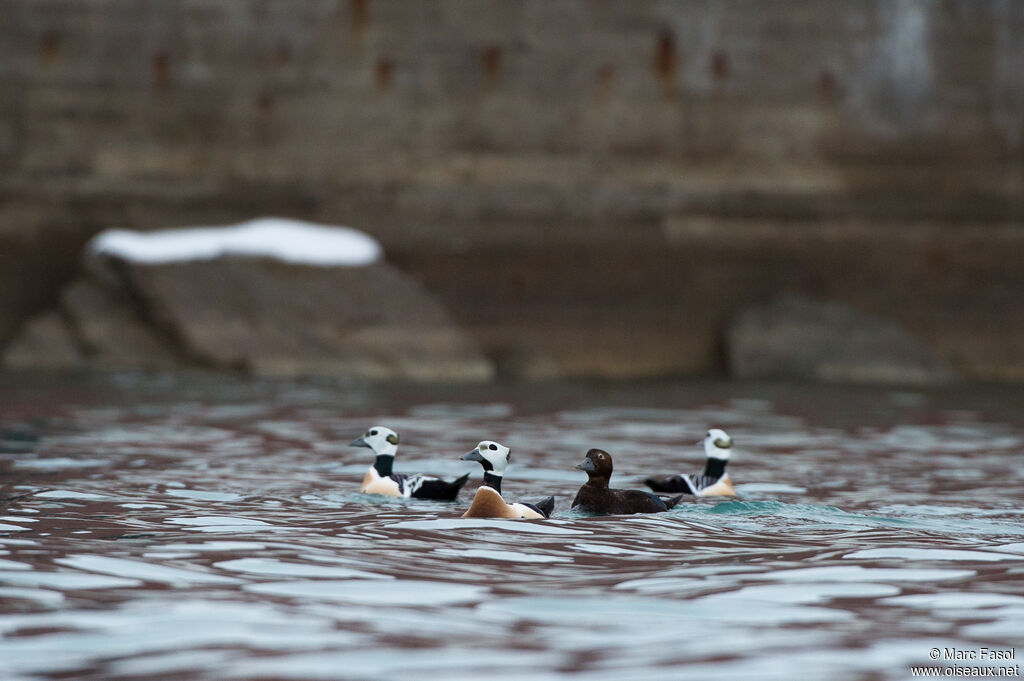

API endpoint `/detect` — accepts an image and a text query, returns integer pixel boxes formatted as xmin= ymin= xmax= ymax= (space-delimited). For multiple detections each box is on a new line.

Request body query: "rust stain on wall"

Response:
xmin=710 ymin=51 xmax=729 ymax=79
xmin=596 ymin=63 xmax=615 ymax=103
xmin=275 ymin=42 xmax=291 ymax=66
xmin=376 ymin=58 xmax=394 ymax=89
xmin=655 ymin=30 xmax=676 ymax=94
xmin=151 ymin=52 xmax=170 ymax=88
xmin=482 ymin=45 xmax=502 ymax=84
xmin=351 ymin=0 xmax=369 ymax=34
xmin=38 ymin=32 xmax=60 ymax=65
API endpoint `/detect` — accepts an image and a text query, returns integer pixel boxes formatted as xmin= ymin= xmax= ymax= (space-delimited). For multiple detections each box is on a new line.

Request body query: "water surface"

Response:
xmin=1 ymin=374 xmax=1022 ymax=680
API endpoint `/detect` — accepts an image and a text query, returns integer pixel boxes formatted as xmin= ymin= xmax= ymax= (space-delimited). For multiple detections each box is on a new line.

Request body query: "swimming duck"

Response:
xmin=572 ymin=448 xmax=683 ymax=515
xmin=349 ymin=426 xmax=469 ymax=500
xmin=460 ymin=440 xmax=555 ymax=519
xmin=644 ymin=428 xmax=736 ymax=497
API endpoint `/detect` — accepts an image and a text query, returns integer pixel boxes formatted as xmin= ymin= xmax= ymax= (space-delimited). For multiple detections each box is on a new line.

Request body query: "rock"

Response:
xmin=93 ymin=254 xmax=494 ymax=382
xmin=2 ymin=310 xmax=85 ymax=369
xmin=59 ymin=279 xmax=182 ymax=369
xmin=4 ymin=219 xmax=495 ymax=383
xmin=726 ymin=295 xmax=954 ymax=385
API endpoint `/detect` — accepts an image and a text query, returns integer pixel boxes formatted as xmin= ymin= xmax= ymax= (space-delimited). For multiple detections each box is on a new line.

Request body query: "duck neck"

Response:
xmin=373 ymin=455 xmax=394 ymax=477
xmin=587 ymin=474 xmax=610 ymax=490
xmin=482 ymin=471 xmax=503 ymax=494
xmin=703 ymin=457 xmax=727 ymax=478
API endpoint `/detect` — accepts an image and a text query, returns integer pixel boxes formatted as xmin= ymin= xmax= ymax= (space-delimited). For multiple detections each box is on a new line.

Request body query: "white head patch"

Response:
xmin=474 ymin=440 xmax=510 ymax=475
xmin=703 ymin=428 xmax=733 ymax=460
xmin=360 ymin=426 xmax=399 ymax=455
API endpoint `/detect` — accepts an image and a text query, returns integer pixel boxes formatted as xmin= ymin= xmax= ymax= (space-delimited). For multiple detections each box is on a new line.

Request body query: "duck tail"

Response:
xmin=663 ymin=494 xmax=685 ymax=510
xmin=533 ymin=495 xmax=555 ymax=518
xmin=644 ymin=475 xmax=691 ymax=493
xmin=443 ymin=472 xmax=471 ymax=500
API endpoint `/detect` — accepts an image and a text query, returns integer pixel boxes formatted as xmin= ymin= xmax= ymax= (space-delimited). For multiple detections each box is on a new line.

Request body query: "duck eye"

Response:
xmin=370 ymin=430 xmax=378 ymax=436
xmin=489 ymin=444 xmax=497 ymax=451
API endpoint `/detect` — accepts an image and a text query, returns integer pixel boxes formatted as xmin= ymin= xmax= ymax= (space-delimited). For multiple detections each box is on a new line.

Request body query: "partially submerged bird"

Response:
xmin=460 ymin=440 xmax=554 ymax=519
xmin=349 ymin=426 xmax=469 ymax=500
xmin=572 ymin=448 xmax=682 ymax=515
xmin=644 ymin=428 xmax=737 ymax=497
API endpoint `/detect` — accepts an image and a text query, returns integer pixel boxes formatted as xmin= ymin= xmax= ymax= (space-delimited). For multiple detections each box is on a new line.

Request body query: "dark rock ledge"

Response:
xmin=726 ymin=295 xmax=955 ymax=386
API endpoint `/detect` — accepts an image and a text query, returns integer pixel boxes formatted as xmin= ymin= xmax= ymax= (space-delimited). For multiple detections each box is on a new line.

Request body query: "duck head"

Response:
xmin=349 ymin=426 xmax=399 ymax=456
xmin=702 ymin=428 xmax=732 ymax=460
xmin=461 ymin=440 xmax=510 ymax=475
xmin=576 ymin=448 xmax=613 ymax=484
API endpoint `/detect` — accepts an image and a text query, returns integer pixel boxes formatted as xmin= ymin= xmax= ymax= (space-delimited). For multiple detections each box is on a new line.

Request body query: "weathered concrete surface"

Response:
xmin=726 ymin=295 xmax=953 ymax=385
xmin=1 ymin=1 xmax=1023 ymax=380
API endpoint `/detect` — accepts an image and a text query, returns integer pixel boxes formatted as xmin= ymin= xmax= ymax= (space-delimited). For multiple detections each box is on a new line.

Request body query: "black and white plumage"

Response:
xmin=460 ymin=440 xmax=554 ymax=519
xmin=350 ymin=426 xmax=469 ymax=501
xmin=644 ymin=428 xmax=736 ymax=497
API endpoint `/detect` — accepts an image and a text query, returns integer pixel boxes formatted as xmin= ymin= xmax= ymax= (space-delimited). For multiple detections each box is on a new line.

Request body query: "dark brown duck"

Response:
xmin=571 ymin=448 xmax=683 ymax=515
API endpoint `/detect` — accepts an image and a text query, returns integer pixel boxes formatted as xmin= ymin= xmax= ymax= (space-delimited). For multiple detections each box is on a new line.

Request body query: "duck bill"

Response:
xmin=349 ymin=437 xmax=370 ymax=448
xmin=461 ymin=450 xmax=484 ymax=462
xmin=575 ymin=458 xmax=596 ymax=472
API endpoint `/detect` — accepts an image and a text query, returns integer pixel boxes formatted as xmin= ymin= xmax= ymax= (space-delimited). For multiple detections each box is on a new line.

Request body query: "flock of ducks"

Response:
xmin=348 ymin=427 xmax=737 ymax=518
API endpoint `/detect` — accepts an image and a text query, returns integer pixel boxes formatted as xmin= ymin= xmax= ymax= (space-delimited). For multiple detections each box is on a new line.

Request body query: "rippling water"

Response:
xmin=1 ymin=374 xmax=1022 ymax=680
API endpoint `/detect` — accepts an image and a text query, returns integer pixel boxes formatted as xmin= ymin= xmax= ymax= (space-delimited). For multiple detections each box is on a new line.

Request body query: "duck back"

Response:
xmin=463 ymin=486 xmax=547 ymax=519
xmin=572 ymin=484 xmax=674 ymax=515
xmin=412 ymin=472 xmax=469 ymax=501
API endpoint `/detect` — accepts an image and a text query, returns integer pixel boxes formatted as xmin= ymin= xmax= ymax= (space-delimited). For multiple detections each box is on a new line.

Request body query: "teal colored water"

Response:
xmin=0 ymin=375 xmax=1022 ymax=680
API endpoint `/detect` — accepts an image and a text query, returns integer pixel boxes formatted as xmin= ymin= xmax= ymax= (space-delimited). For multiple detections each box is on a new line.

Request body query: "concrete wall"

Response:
xmin=2 ymin=0 xmax=1023 ymax=379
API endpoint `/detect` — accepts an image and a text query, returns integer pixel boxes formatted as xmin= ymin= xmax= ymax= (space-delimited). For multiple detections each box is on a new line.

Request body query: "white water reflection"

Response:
xmin=13 ymin=458 xmax=108 ymax=470
xmin=216 ymin=557 xmax=390 ymax=579
xmin=34 ymin=490 xmax=109 ymax=501
xmin=0 ymin=570 xmax=142 ymax=589
xmin=389 ymin=518 xmax=591 ymax=535
xmin=55 ymin=555 xmax=241 ymax=586
xmin=245 ymin=579 xmax=485 ymax=605
xmin=845 ymin=547 xmax=1022 ymax=562
xmin=434 ymin=548 xmax=573 ymax=563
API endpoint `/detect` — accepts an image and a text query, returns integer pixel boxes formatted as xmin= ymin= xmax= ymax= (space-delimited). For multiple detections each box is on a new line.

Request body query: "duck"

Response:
xmin=571 ymin=448 xmax=683 ymax=515
xmin=460 ymin=440 xmax=555 ymax=519
xmin=349 ymin=426 xmax=469 ymax=500
xmin=644 ymin=428 xmax=737 ymax=497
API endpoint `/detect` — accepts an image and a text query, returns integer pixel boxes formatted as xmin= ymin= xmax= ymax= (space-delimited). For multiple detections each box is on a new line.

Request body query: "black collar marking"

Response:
xmin=482 ymin=471 xmax=503 ymax=494
xmin=703 ymin=457 xmax=727 ymax=479
xmin=374 ymin=454 xmax=395 ymax=477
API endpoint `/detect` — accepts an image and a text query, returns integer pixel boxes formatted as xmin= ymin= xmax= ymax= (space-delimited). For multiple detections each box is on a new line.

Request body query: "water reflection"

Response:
xmin=0 ymin=377 xmax=1022 ymax=680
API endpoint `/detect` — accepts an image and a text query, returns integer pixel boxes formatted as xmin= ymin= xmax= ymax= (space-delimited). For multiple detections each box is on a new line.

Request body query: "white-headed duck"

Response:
xmin=644 ymin=428 xmax=736 ymax=497
xmin=460 ymin=440 xmax=554 ymax=519
xmin=350 ymin=426 xmax=469 ymax=500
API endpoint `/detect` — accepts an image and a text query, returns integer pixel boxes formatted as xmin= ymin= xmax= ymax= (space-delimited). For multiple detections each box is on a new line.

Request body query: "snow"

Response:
xmin=89 ymin=217 xmax=382 ymax=267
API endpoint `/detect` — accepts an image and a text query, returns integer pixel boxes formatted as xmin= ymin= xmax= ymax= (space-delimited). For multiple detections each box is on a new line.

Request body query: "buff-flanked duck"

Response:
xmin=460 ymin=440 xmax=554 ymax=519
xmin=644 ymin=428 xmax=737 ymax=497
xmin=349 ymin=426 xmax=469 ymax=500
xmin=572 ymin=448 xmax=682 ymax=515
